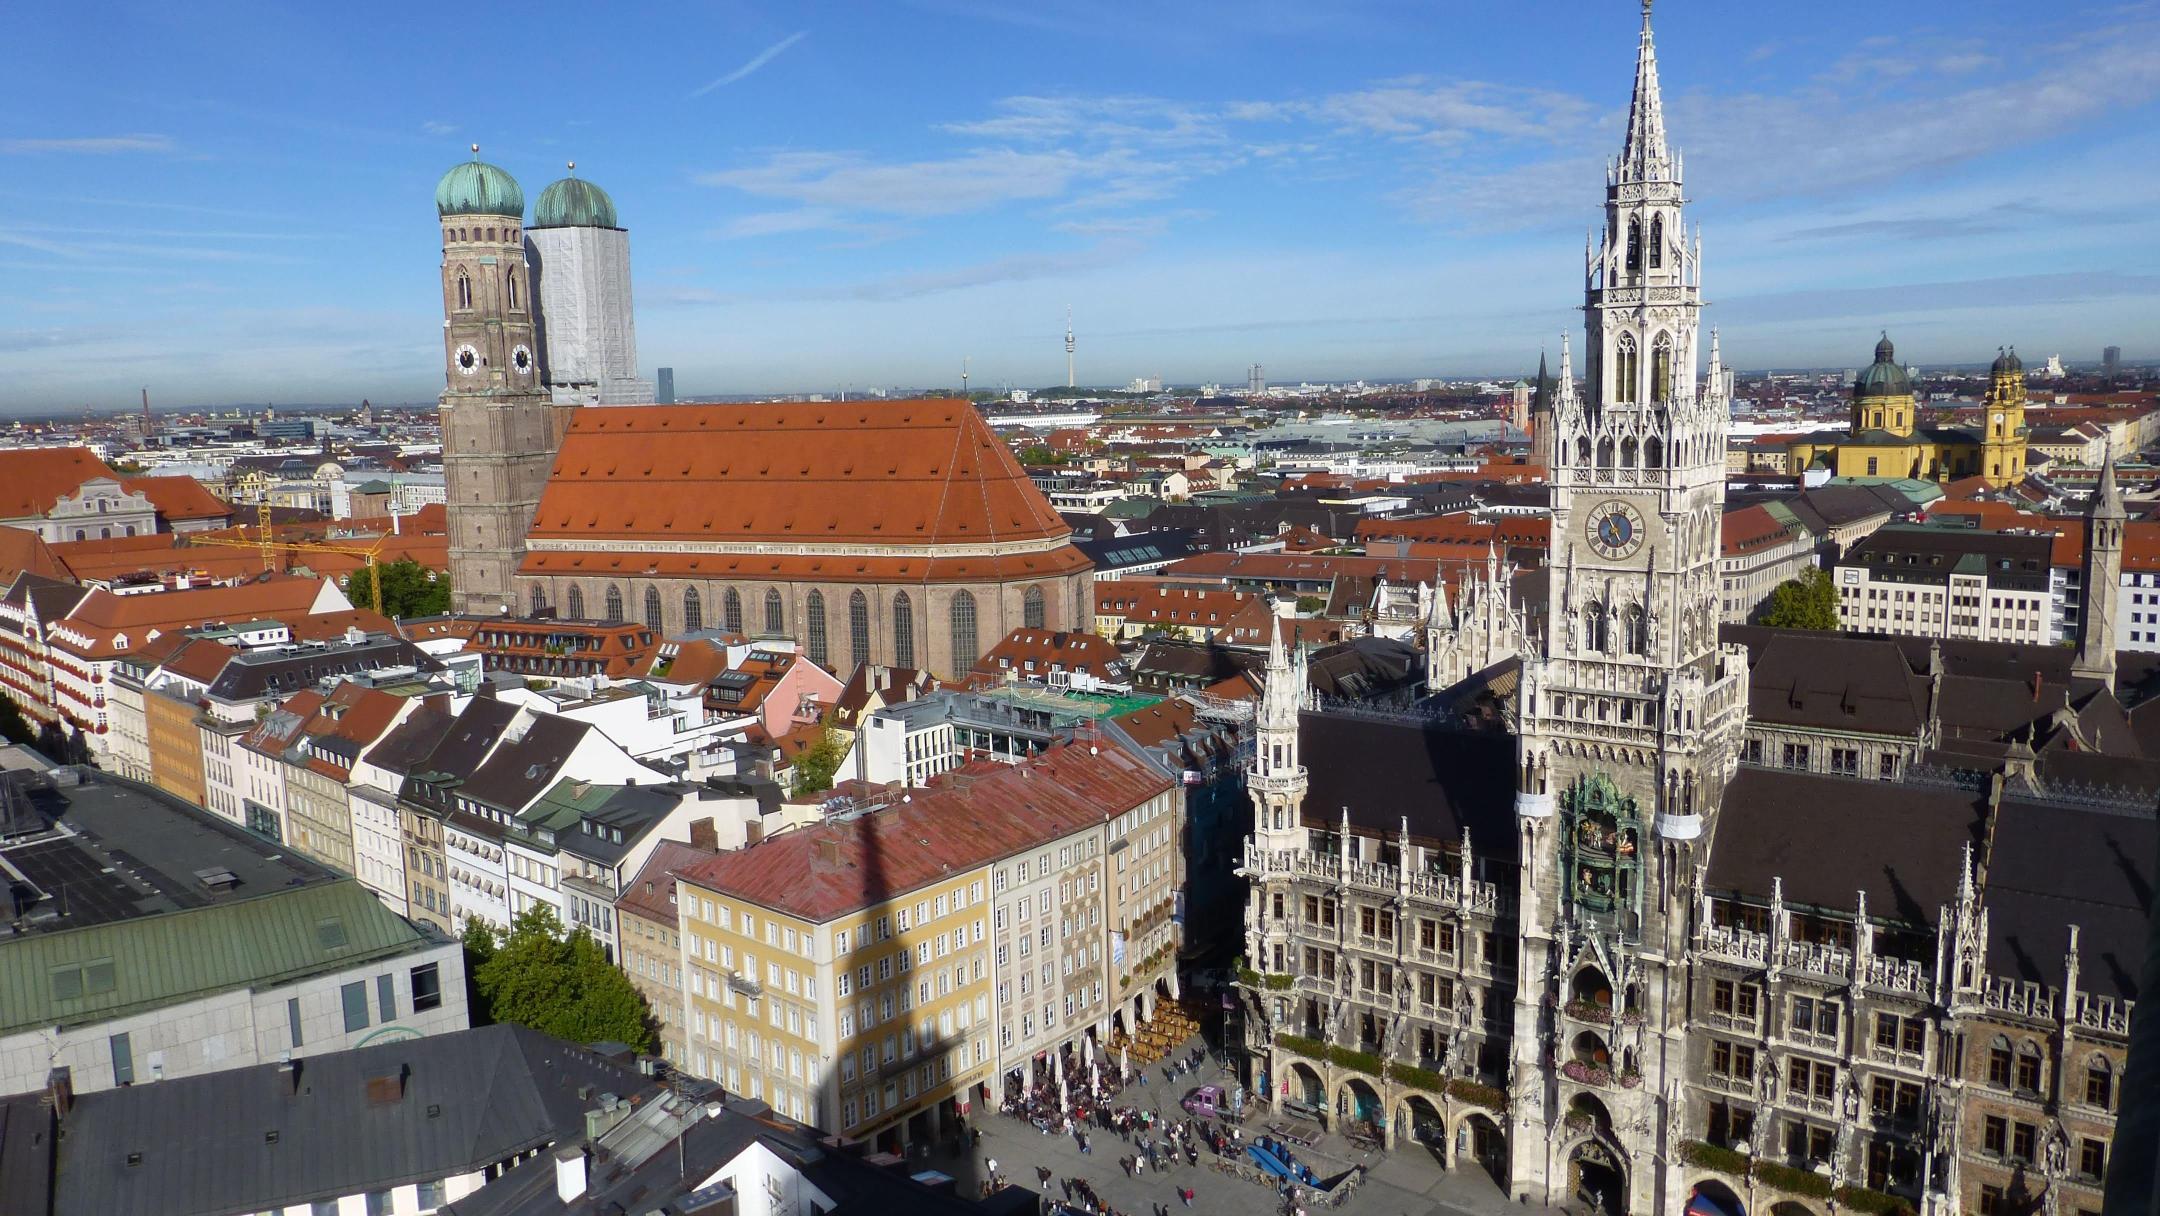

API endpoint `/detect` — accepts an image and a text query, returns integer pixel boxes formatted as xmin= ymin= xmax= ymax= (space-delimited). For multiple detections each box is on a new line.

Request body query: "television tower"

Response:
xmin=961 ymin=356 xmax=970 ymax=399
xmin=1065 ymin=306 xmax=1076 ymax=389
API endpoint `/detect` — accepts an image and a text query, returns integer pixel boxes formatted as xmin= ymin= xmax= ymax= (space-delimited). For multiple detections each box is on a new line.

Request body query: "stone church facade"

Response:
xmin=1235 ymin=9 xmax=2146 ymax=1216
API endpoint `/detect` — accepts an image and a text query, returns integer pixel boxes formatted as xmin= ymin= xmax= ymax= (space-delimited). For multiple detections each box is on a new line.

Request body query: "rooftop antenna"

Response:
xmin=1065 ymin=306 xmax=1076 ymax=389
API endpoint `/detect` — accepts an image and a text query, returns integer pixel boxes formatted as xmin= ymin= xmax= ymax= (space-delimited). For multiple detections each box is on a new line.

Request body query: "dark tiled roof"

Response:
xmin=1299 ymin=711 xmax=1518 ymax=858
xmin=460 ymin=714 xmax=593 ymax=814
xmin=1708 ymin=767 xmax=1983 ymax=926
xmin=1985 ymin=793 xmax=2154 ymax=1001
xmin=54 ymin=1025 xmax=649 ymax=1216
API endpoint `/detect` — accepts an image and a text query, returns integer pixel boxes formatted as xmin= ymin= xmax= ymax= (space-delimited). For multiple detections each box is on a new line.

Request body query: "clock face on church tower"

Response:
xmin=454 ymin=344 xmax=479 ymax=376
xmin=1586 ymin=500 xmax=1646 ymax=560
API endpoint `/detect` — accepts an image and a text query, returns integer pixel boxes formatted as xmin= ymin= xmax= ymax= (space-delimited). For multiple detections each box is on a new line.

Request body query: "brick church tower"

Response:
xmin=434 ymin=148 xmax=571 ymax=615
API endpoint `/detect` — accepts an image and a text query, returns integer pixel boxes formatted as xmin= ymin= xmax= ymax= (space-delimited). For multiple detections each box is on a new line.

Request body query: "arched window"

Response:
xmin=763 ymin=588 xmax=784 ymax=636
xmin=1613 ymin=334 xmax=1638 ymax=404
xmin=507 ymin=272 xmax=518 ymax=310
xmin=1648 ymin=215 xmax=1663 ymax=269
xmin=1023 ymin=586 xmax=1046 ymax=630
xmin=683 ymin=588 xmax=702 ymax=632
xmin=1575 ymin=436 xmax=1592 ymax=466
xmin=723 ymin=588 xmax=743 ymax=634
xmin=1596 ymin=437 xmax=1616 ymax=468
xmin=1624 ymin=605 xmax=1646 ymax=655
xmin=950 ymin=591 xmax=979 ymax=671
xmin=1643 ymin=436 xmax=1663 ymax=469
xmin=1625 ymin=217 xmax=1642 ymax=273
xmin=604 ymin=584 xmax=625 ymax=623
xmin=456 ymin=271 xmax=471 ymax=310
xmin=893 ymin=592 xmax=916 ymax=668
xmin=531 ymin=585 xmax=547 ymax=615
xmin=1584 ymin=602 xmax=1607 ymax=653
xmin=1620 ymin=437 xmax=1638 ymax=468
xmin=2087 ymin=1055 xmax=2114 ymax=1109
xmin=805 ymin=591 xmax=828 ymax=665
xmin=644 ymin=586 xmax=663 ymax=631
xmin=567 ymin=585 xmax=585 ymax=618
xmin=849 ymin=590 xmax=870 ymax=670
xmin=1651 ymin=333 xmax=1673 ymax=403
xmin=99 ymin=527 xmax=111 ymax=540
xmin=123 ymin=525 xmax=135 ymax=537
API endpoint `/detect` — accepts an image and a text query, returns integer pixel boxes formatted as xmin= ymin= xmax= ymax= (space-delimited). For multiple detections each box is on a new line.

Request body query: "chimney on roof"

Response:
xmin=816 ymin=838 xmax=841 ymax=864
xmin=554 ymin=1144 xmax=590 ymax=1203
xmin=689 ymin=818 xmax=719 ymax=851
xmin=45 ymin=1066 xmax=72 ymax=1120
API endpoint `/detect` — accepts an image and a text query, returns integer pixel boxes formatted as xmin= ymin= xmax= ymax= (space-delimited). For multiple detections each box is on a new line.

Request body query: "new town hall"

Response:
xmin=1237 ymin=7 xmax=2151 ymax=1216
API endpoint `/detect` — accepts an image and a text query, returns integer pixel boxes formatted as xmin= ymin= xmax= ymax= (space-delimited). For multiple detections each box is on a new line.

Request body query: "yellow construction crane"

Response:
xmin=189 ymin=528 xmax=393 ymax=615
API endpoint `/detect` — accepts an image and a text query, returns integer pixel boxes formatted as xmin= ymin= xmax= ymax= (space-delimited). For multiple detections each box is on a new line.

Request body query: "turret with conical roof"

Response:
xmin=2075 ymin=442 xmax=2126 ymax=688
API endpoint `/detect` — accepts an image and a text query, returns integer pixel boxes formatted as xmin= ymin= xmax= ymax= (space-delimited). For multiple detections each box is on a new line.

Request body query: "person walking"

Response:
xmin=1179 ymin=1187 xmax=1194 ymax=1208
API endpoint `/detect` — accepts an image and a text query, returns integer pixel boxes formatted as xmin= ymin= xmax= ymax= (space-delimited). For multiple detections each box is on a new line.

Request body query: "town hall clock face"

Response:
xmin=1586 ymin=500 xmax=1647 ymax=560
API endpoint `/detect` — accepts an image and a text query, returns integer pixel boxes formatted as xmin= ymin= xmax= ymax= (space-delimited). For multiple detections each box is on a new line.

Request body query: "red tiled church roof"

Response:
xmin=526 ymin=400 xmax=1071 ymax=550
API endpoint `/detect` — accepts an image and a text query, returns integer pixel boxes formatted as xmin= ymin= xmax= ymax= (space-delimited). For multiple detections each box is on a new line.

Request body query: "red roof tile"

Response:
xmin=526 ymin=400 xmax=1073 ymax=551
xmin=0 ymin=448 xmax=118 ymax=519
xmin=676 ymin=744 xmax=1171 ymax=922
xmin=121 ymin=475 xmax=232 ymax=522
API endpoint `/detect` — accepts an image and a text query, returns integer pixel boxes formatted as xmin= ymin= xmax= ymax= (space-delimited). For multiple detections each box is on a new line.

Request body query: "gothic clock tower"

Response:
xmin=1505 ymin=6 xmax=1750 ymax=1211
xmin=434 ymin=148 xmax=571 ymax=615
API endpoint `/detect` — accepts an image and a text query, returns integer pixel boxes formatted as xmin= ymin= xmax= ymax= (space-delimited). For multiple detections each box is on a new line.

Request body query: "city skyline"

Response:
xmin=3 ymin=0 xmax=2159 ymax=410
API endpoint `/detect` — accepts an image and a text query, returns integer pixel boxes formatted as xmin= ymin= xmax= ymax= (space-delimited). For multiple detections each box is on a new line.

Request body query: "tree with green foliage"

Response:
xmin=1294 ymin=595 xmax=1326 ymax=614
xmin=1759 ymin=566 xmax=1838 ymax=630
xmin=343 ymin=558 xmax=451 ymax=619
xmin=790 ymin=716 xmax=846 ymax=798
xmin=1017 ymin=445 xmax=1065 ymax=466
xmin=462 ymin=906 xmax=655 ymax=1051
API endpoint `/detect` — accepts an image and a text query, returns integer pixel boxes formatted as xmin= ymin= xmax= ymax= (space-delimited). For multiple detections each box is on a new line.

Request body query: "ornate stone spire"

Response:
xmin=1620 ymin=1 xmax=1671 ymax=179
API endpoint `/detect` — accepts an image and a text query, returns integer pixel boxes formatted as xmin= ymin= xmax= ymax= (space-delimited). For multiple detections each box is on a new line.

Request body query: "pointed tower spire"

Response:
xmin=1621 ymin=0 xmax=1671 ymax=179
xmin=2075 ymin=438 xmax=2125 ymax=688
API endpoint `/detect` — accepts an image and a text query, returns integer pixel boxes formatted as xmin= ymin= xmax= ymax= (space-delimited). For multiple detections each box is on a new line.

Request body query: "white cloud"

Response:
xmin=0 ymin=134 xmax=177 ymax=155
xmin=701 ymin=149 xmax=1111 ymax=217
xmin=689 ymin=30 xmax=809 ymax=98
xmin=420 ymin=120 xmax=457 ymax=137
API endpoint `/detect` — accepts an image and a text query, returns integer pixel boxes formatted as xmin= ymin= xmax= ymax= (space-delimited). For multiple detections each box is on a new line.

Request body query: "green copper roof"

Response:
xmin=436 ymin=155 xmax=524 ymax=218
xmin=1854 ymin=332 xmax=1912 ymax=400
xmin=532 ymin=174 xmax=620 ymax=229
xmin=0 ymin=880 xmax=436 ymax=1035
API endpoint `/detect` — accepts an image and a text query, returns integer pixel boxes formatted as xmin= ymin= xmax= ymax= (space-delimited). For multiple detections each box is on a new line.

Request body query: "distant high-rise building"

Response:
xmin=656 ymin=367 xmax=675 ymax=404
xmin=2105 ymin=345 xmax=2123 ymax=377
xmin=527 ymin=165 xmax=653 ymax=406
xmin=1065 ymin=306 xmax=1076 ymax=389
xmin=1247 ymin=364 xmax=1265 ymax=394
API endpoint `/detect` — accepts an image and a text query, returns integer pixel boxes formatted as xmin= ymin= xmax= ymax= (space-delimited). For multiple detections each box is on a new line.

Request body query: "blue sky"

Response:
xmin=3 ymin=0 xmax=2159 ymax=410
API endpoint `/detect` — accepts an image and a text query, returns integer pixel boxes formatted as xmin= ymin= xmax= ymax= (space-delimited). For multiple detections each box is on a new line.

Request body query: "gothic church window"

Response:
xmin=456 ymin=272 xmax=471 ymax=310
xmin=723 ymin=588 xmax=743 ymax=634
xmin=684 ymin=589 xmax=702 ymax=632
xmin=1624 ymin=605 xmax=1646 ymax=654
xmin=893 ymin=592 xmax=916 ymax=668
xmin=849 ymin=591 xmax=871 ymax=669
xmin=1644 ymin=436 xmax=1663 ymax=468
xmin=507 ymin=273 xmax=518 ymax=310
xmin=531 ymin=586 xmax=547 ymax=615
xmin=1613 ymin=334 xmax=1638 ymax=404
xmin=1651 ymin=334 xmax=1673 ymax=403
xmin=950 ymin=591 xmax=979 ymax=671
xmin=1585 ymin=602 xmax=1608 ymax=652
xmin=568 ymin=586 xmax=585 ymax=618
xmin=604 ymin=585 xmax=625 ymax=623
xmin=1648 ymin=215 xmax=1663 ymax=269
xmin=1023 ymin=586 xmax=1045 ymax=630
xmin=763 ymin=588 xmax=784 ymax=636
xmin=644 ymin=586 xmax=663 ymax=631
xmin=806 ymin=591 xmax=828 ymax=665
xmin=1625 ymin=217 xmax=1642 ymax=273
